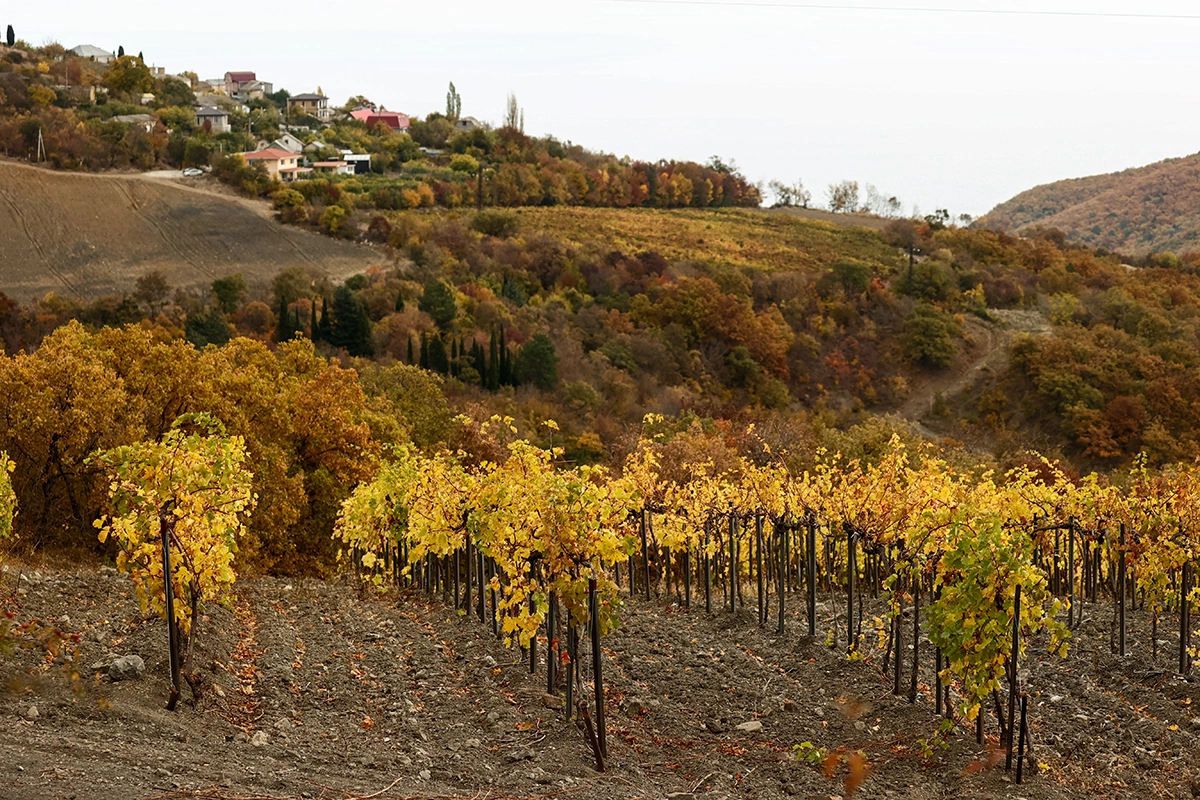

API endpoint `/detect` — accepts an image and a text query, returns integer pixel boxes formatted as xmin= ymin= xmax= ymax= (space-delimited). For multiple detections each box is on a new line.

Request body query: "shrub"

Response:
xmin=471 ymin=209 xmax=521 ymax=239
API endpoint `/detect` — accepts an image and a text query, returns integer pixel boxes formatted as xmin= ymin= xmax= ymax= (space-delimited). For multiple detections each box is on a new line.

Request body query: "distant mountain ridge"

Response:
xmin=979 ymin=152 xmax=1200 ymax=256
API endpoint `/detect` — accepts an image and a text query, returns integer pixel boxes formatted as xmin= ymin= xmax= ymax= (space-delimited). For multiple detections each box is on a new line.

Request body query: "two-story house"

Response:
xmin=288 ymin=93 xmax=330 ymax=121
xmin=224 ymin=71 xmax=257 ymax=97
xmin=241 ymin=148 xmax=310 ymax=182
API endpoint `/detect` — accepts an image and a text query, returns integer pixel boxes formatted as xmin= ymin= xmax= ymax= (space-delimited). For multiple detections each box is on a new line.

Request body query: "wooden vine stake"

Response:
xmin=161 ymin=518 xmax=181 ymax=712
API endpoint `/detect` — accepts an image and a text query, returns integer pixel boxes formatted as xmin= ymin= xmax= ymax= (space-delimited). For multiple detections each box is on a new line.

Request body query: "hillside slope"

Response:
xmin=0 ymin=161 xmax=379 ymax=303
xmin=979 ymin=152 xmax=1200 ymax=255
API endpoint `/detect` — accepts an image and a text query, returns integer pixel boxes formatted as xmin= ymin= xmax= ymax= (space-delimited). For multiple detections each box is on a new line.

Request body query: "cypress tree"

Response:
xmin=275 ymin=297 xmax=290 ymax=342
xmin=487 ymin=328 xmax=499 ymax=390
xmin=319 ymin=297 xmax=333 ymax=341
xmin=450 ymin=338 xmax=459 ymax=377
xmin=118 ymin=45 xmax=125 ymax=57
xmin=420 ymin=332 xmax=429 ymax=370
xmin=6 ymin=26 xmax=15 ymax=48
xmin=310 ymin=299 xmax=319 ymax=340
xmin=328 ymin=285 xmax=374 ymax=356
xmin=407 ymin=334 xmax=414 ymax=365
xmin=395 ymin=290 xmax=405 ymax=312
xmin=293 ymin=308 xmax=305 ymax=339
xmin=427 ymin=336 xmax=449 ymax=374
xmin=498 ymin=326 xmax=511 ymax=386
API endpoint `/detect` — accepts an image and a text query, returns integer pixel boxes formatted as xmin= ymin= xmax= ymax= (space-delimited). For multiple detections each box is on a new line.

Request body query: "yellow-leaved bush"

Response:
xmin=0 ymin=451 xmax=15 ymax=560
xmin=92 ymin=413 xmax=255 ymax=658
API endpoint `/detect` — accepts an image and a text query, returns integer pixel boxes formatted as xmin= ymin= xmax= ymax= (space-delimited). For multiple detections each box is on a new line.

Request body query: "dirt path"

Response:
xmin=895 ymin=308 xmax=1050 ymax=431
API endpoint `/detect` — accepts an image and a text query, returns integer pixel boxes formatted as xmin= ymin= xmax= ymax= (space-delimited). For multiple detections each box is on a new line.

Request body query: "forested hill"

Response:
xmin=979 ymin=152 xmax=1200 ymax=256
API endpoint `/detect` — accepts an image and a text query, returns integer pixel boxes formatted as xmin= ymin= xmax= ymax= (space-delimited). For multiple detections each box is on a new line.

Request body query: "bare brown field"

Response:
xmin=0 ymin=160 xmax=381 ymax=303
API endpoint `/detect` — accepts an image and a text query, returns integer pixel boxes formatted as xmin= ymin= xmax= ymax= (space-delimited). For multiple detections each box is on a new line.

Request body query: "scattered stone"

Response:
xmin=154 ymin=767 xmax=172 ymax=778
xmin=782 ymin=699 xmax=797 ymax=712
xmin=736 ymin=720 xmax=763 ymax=732
xmin=1049 ymin=695 xmax=1064 ymax=704
xmin=56 ymin=615 xmax=71 ymax=628
xmin=109 ymin=655 xmax=145 ymax=682
xmin=418 ymin=769 xmax=431 ymax=781
xmin=464 ymin=738 xmax=481 ymax=749
xmin=705 ymin=719 xmax=726 ymax=734
xmin=1190 ymin=774 xmax=1200 ymax=797
xmin=483 ymin=655 xmax=498 ymax=667
xmin=21 ymin=705 xmax=38 ymax=721
xmin=541 ymin=694 xmax=565 ymax=710
xmin=528 ymin=768 xmax=553 ymax=784
xmin=274 ymin=718 xmax=292 ymax=731
xmin=507 ymin=748 xmax=535 ymax=763
xmin=250 ymin=731 xmax=269 ymax=747
xmin=624 ymin=697 xmax=649 ymax=715
xmin=486 ymin=711 xmax=500 ymax=724
xmin=667 ymin=794 xmax=695 ymax=800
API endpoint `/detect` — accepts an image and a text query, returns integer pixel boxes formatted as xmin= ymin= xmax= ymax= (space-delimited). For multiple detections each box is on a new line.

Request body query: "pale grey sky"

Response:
xmin=9 ymin=1 xmax=1200 ymax=215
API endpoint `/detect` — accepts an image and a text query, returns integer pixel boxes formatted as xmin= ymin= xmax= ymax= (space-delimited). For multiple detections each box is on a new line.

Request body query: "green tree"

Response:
xmin=185 ymin=307 xmax=234 ymax=348
xmin=418 ymin=278 xmax=457 ymax=331
xmin=900 ymin=303 xmax=960 ymax=368
xmin=6 ymin=25 xmax=14 ymax=47
xmin=329 ymin=285 xmax=374 ymax=357
xmin=426 ymin=335 xmax=449 ymax=374
xmin=514 ymin=333 xmax=558 ymax=390
xmin=446 ymin=81 xmax=462 ymax=120
xmin=211 ymin=274 xmax=247 ymax=314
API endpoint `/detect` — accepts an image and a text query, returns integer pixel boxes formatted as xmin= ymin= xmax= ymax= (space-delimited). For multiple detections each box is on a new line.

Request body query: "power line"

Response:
xmin=595 ymin=0 xmax=1200 ymax=21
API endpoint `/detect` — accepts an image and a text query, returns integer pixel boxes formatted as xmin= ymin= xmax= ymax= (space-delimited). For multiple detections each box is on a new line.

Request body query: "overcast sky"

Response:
xmin=8 ymin=1 xmax=1200 ymax=215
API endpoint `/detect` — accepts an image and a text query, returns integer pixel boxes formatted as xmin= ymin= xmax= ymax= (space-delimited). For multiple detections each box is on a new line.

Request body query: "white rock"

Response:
xmin=22 ymin=705 xmax=38 ymax=721
xmin=418 ymin=769 xmax=431 ymax=781
xmin=736 ymin=720 xmax=763 ymax=732
xmin=109 ymin=655 xmax=145 ymax=682
xmin=250 ymin=730 xmax=269 ymax=747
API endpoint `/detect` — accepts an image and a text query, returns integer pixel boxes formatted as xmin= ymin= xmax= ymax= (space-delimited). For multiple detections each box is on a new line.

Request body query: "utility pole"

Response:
xmin=36 ymin=128 xmax=45 ymax=162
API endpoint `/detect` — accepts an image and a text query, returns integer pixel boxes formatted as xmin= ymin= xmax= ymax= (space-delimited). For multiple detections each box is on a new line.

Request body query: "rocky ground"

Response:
xmin=2 ymin=565 xmax=1200 ymax=800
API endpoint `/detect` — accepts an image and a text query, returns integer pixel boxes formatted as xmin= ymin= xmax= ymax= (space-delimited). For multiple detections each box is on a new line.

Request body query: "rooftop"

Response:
xmin=242 ymin=148 xmax=296 ymax=160
xmin=194 ymin=106 xmax=228 ymax=117
xmin=69 ymin=44 xmax=115 ymax=58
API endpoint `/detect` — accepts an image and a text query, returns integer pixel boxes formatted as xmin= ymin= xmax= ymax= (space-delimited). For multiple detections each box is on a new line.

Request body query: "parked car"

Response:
xmin=182 ymin=168 xmax=204 ymax=177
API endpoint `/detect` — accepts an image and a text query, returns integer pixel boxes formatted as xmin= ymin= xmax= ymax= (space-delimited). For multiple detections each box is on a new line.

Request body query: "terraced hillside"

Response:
xmin=0 ymin=161 xmax=380 ymax=303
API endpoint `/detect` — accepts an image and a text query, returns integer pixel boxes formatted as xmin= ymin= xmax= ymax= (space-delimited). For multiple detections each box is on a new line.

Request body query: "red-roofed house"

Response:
xmin=224 ymin=71 xmax=257 ymax=97
xmin=350 ymin=108 xmax=410 ymax=132
xmin=241 ymin=148 xmax=307 ymax=182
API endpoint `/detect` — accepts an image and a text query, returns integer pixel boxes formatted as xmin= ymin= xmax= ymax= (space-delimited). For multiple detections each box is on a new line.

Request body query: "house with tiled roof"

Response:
xmin=354 ymin=109 xmax=410 ymax=132
xmin=224 ymin=71 xmax=257 ymax=97
xmin=241 ymin=148 xmax=309 ymax=182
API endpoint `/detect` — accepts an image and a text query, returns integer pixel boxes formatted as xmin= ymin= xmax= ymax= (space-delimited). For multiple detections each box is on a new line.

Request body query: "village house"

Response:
xmin=68 ymin=44 xmax=115 ymax=64
xmin=241 ymin=148 xmax=309 ymax=182
xmin=288 ymin=93 xmax=330 ymax=121
xmin=455 ymin=116 xmax=483 ymax=132
xmin=267 ymin=132 xmax=305 ymax=154
xmin=351 ymin=108 xmax=410 ymax=132
xmin=111 ymin=114 xmax=157 ymax=134
xmin=312 ymin=161 xmax=355 ymax=176
xmin=224 ymin=71 xmax=258 ymax=97
xmin=234 ymin=79 xmax=273 ymax=102
xmin=194 ymin=106 xmax=230 ymax=133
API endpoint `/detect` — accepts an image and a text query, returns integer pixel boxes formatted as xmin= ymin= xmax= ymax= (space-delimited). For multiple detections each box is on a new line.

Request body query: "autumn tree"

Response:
xmin=104 ymin=55 xmax=153 ymax=96
xmin=827 ymin=180 xmax=860 ymax=213
xmin=134 ymin=270 xmax=170 ymax=315
xmin=446 ymin=81 xmax=462 ymax=120
xmin=503 ymin=91 xmax=524 ymax=132
xmin=900 ymin=303 xmax=960 ymax=368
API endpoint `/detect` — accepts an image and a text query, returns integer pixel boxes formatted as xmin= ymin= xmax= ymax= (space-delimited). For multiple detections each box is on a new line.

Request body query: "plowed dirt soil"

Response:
xmin=0 ymin=161 xmax=379 ymax=303
xmin=2 ymin=566 xmax=1198 ymax=800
